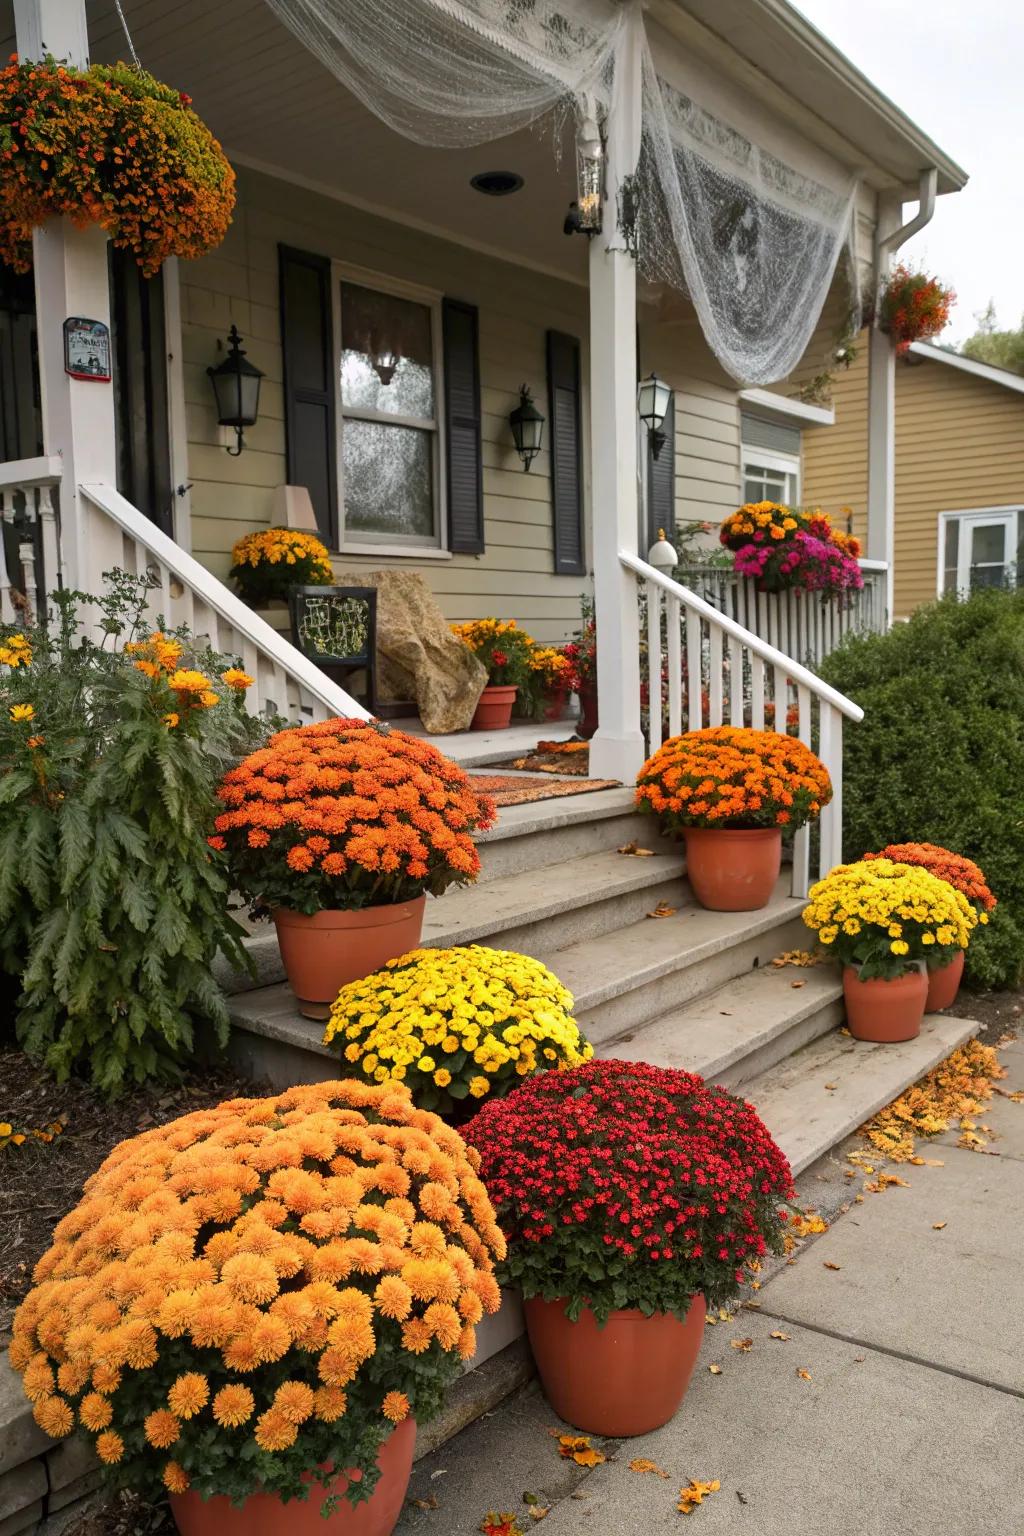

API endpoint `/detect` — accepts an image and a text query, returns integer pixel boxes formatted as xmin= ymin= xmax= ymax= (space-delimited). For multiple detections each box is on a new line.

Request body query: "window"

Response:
xmin=741 ymin=412 xmax=801 ymax=505
xmin=335 ymin=274 xmax=444 ymax=549
xmin=939 ymin=508 xmax=1021 ymax=597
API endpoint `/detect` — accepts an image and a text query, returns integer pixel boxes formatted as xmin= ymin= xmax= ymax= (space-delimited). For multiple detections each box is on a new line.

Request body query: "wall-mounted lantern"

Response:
xmin=208 ymin=325 xmax=264 ymax=456
xmin=637 ymin=371 xmax=672 ymax=460
xmin=509 ymin=384 xmax=545 ymax=471
xmin=564 ymin=112 xmax=604 ymax=237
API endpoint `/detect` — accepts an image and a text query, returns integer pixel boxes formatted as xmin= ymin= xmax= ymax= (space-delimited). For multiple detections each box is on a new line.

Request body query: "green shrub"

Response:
xmin=820 ymin=588 xmax=1024 ymax=989
xmin=0 ymin=573 xmax=270 ymax=1094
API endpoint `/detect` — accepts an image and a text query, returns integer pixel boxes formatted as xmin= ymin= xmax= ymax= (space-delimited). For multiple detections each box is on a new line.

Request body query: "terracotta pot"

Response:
xmin=577 ymin=679 xmax=598 ymax=740
xmin=682 ymin=827 xmax=782 ymax=912
xmin=471 ymin=684 xmax=517 ymax=731
xmin=169 ymin=1417 xmax=415 ymax=1536
xmin=273 ymin=898 xmax=426 ymax=1020
xmin=523 ymin=1294 xmax=706 ymax=1437
xmin=926 ymin=949 xmax=965 ymax=1011
xmin=543 ymin=683 xmax=570 ymax=721
xmin=843 ymin=964 xmax=927 ymax=1042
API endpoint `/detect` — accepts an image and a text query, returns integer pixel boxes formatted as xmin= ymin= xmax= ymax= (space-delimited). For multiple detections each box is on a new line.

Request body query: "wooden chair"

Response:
xmin=289 ymin=585 xmax=380 ymax=713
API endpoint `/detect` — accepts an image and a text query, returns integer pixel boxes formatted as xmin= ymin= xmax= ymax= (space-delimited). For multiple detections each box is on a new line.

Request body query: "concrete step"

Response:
xmin=392 ymin=717 xmax=578 ymax=768
xmin=474 ymin=787 xmax=646 ymax=882
xmin=420 ymin=846 xmax=688 ymax=956
xmin=602 ymin=963 xmax=845 ymax=1090
xmin=744 ymin=1012 xmax=979 ymax=1176
xmin=542 ymin=884 xmax=808 ymax=1047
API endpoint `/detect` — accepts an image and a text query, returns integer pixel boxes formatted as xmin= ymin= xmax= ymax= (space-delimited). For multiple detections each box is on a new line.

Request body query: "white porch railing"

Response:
xmin=0 ymin=456 xmax=62 ymax=627
xmin=671 ymin=560 xmax=888 ymax=669
xmin=66 ymin=482 xmax=367 ymax=723
xmin=623 ymin=551 xmax=865 ymax=898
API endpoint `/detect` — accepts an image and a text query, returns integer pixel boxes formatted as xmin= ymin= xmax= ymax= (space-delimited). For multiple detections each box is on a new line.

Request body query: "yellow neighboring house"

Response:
xmin=803 ymin=339 xmax=1024 ymax=619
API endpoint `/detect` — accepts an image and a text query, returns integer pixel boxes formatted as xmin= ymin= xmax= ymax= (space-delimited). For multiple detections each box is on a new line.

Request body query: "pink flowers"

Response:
xmin=734 ymin=529 xmax=862 ymax=598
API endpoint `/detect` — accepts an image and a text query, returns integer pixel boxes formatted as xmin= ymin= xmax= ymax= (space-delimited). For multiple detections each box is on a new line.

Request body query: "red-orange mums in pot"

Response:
xmin=467 ymin=1059 xmax=793 ymax=1436
xmin=213 ymin=719 xmax=495 ymax=1017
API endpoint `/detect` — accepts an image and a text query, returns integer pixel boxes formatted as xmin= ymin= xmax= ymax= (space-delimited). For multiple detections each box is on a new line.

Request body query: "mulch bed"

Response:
xmin=468 ymin=771 xmax=618 ymax=806
xmin=0 ymin=1043 xmax=256 ymax=1341
xmin=949 ymin=987 xmax=1023 ymax=1046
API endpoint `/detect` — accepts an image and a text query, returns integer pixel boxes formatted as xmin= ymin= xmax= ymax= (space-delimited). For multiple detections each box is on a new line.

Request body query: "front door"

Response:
xmin=109 ymin=247 xmax=174 ymax=536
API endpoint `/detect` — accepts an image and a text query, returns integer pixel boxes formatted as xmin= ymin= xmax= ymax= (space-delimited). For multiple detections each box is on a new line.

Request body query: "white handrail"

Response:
xmin=622 ymin=552 xmax=864 ymax=723
xmin=82 ymin=482 xmax=369 ymax=723
xmin=0 ymin=455 xmax=62 ymax=494
xmin=622 ymin=550 xmax=863 ymax=894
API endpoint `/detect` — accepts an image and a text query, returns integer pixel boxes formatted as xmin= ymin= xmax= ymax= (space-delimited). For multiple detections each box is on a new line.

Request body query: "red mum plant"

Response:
xmin=863 ymin=842 xmax=996 ymax=917
xmin=213 ymin=718 xmax=496 ymax=917
xmin=467 ymin=1059 xmax=793 ymax=1324
xmin=878 ymin=264 xmax=955 ymax=355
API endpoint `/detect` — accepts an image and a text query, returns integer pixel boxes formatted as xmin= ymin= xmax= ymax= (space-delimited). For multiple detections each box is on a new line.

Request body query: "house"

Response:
xmin=802 ymin=339 xmax=1024 ymax=618
xmin=0 ymin=0 xmax=967 ymax=784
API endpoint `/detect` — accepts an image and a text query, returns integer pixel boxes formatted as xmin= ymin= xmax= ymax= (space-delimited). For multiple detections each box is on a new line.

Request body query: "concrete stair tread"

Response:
xmin=420 ymin=845 xmax=686 ymax=948
xmin=742 ymin=1012 xmax=979 ymax=1175
xmin=230 ymin=984 xmax=335 ymax=1060
xmin=475 ymin=786 xmax=638 ymax=843
xmin=601 ymin=962 xmax=843 ymax=1080
xmin=541 ymin=883 xmax=805 ymax=1014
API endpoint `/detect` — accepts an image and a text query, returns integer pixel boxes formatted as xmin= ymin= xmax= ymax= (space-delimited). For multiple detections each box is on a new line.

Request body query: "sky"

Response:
xmin=793 ymin=0 xmax=1024 ymax=345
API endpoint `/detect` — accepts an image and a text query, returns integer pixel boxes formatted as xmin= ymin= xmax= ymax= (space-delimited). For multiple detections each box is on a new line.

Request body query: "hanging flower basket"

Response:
xmin=0 ymin=55 xmax=235 ymax=275
xmin=878 ymin=263 xmax=955 ymax=355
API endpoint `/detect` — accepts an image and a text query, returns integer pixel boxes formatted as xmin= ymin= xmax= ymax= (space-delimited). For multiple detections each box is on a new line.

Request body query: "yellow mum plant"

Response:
xmin=8 ymin=1081 xmax=504 ymax=1510
xmin=229 ymin=528 xmax=334 ymax=604
xmin=802 ymin=858 xmax=977 ymax=980
xmin=324 ymin=946 xmax=593 ymax=1119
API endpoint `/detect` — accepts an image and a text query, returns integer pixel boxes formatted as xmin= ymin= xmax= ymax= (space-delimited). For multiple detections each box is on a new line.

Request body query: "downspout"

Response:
xmin=867 ymin=167 xmax=938 ymax=620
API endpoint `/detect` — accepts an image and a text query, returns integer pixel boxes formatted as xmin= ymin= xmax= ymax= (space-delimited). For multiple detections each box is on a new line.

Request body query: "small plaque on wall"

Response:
xmin=63 ymin=317 xmax=111 ymax=381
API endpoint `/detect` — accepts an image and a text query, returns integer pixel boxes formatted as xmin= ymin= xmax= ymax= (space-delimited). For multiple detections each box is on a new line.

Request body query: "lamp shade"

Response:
xmin=208 ymin=325 xmax=264 ymax=429
xmin=637 ymin=372 xmax=672 ymax=432
xmin=509 ymin=384 xmax=545 ymax=470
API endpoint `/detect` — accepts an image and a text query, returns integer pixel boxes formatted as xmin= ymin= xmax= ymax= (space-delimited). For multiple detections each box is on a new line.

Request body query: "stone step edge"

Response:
xmin=474 ymin=785 xmax=639 ymax=844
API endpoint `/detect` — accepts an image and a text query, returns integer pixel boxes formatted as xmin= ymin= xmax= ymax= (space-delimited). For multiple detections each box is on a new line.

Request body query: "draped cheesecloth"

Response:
xmin=261 ymin=0 xmax=859 ymax=386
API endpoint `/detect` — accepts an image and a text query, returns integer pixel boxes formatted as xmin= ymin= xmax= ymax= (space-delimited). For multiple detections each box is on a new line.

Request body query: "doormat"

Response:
xmin=469 ymin=772 xmax=619 ymax=807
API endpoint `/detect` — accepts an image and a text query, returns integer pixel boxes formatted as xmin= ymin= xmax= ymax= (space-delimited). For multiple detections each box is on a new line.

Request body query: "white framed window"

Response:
xmin=938 ymin=507 xmax=1021 ymax=597
xmin=740 ymin=411 xmax=801 ymax=505
xmin=332 ymin=265 xmax=446 ymax=552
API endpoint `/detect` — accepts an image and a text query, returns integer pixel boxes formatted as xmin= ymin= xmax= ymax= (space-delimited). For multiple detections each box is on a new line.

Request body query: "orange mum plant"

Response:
xmin=0 ymin=57 xmax=235 ymax=276
xmin=213 ymin=718 xmax=496 ymax=916
xmin=8 ymin=1080 xmax=504 ymax=1509
xmin=636 ymin=725 xmax=832 ymax=834
xmin=862 ymin=842 xmax=996 ymax=917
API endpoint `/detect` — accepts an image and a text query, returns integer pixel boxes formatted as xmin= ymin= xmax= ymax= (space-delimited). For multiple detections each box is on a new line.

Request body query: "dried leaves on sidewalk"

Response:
xmin=858 ymin=1040 xmax=1006 ymax=1161
xmin=677 ymin=1479 xmax=721 ymax=1514
xmin=556 ymin=1434 xmax=605 ymax=1468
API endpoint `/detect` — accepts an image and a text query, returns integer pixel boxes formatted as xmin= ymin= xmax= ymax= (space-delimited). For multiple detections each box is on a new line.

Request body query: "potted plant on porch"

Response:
xmin=467 ymin=1059 xmax=793 ymax=1437
xmin=635 ymin=725 xmax=832 ymax=911
xmin=451 ymin=620 xmax=535 ymax=730
xmin=214 ymin=718 xmax=495 ymax=1018
xmin=8 ymin=1079 xmax=505 ymax=1536
xmin=229 ymin=528 xmax=335 ymax=608
xmin=802 ymin=858 xmax=978 ymax=1041
xmin=861 ymin=843 xmax=995 ymax=1010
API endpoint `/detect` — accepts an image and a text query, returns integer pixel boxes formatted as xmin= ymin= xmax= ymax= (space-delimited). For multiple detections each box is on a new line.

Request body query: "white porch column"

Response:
xmin=866 ymin=190 xmax=901 ymax=624
xmin=15 ymin=0 xmax=121 ymax=594
xmin=587 ymin=4 xmax=646 ymax=784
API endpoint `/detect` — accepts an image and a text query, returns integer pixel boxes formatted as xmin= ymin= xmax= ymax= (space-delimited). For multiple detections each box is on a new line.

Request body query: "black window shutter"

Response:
xmin=546 ymin=330 xmax=584 ymax=576
xmin=278 ymin=245 xmax=337 ymax=545
xmin=442 ymin=298 xmax=484 ymax=554
xmin=646 ymin=390 xmax=676 ymax=553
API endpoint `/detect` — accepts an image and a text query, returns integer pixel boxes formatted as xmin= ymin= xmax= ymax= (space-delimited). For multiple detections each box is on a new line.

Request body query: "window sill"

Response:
xmin=333 ymin=543 xmax=454 ymax=562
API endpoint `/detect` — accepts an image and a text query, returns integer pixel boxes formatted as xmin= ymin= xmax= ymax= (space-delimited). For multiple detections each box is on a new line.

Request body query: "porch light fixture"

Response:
xmin=638 ymin=371 xmax=672 ymax=460
xmin=564 ymin=112 xmax=604 ymax=237
xmin=509 ymin=384 xmax=545 ymax=471
xmin=208 ymin=325 xmax=264 ymax=456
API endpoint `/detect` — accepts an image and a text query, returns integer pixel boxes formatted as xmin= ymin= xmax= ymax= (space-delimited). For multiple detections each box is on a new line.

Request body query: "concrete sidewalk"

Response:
xmin=396 ymin=1040 xmax=1024 ymax=1536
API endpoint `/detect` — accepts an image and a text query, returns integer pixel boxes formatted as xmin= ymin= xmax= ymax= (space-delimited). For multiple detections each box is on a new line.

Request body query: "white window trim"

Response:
xmin=331 ymin=260 xmax=448 ymax=555
xmin=741 ymin=444 xmax=802 ymax=503
xmin=936 ymin=505 xmax=1021 ymax=596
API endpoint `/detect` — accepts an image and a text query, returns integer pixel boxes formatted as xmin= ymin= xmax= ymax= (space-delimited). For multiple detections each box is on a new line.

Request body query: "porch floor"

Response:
xmin=389 ymin=717 xmax=581 ymax=769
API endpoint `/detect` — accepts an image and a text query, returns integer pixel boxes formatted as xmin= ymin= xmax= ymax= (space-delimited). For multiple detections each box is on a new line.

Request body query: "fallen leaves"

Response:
xmin=796 ymin=1368 xmax=812 ymax=1382
xmin=730 ymin=1337 xmax=753 ymax=1352
xmin=708 ymin=1363 xmax=723 ymax=1375
xmin=629 ymin=1459 xmax=669 ymax=1479
xmin=864 ymin=1172 xmax=911 ymax=1195
xmin=618 ymin=841 xmax=655 ymax=857
xmin=646 ymin=901 xmax=677 ymax=919
xmin=770 ymin=949 xmax=822 ymax=968
xmin=769 ymin=1330 xmax=791 ymax=1342
xmin=522 ymin=1492 xmax=550 ymax=1521
xmin=932 ymin=1221 xmax=947 ymax=1230
xmin=858 ymin=1040 xmax=1005 ymax=1161
xmin=677 ymin=1479 xmax=720 ymax=1514
xmin=556 ymin=1435 xmax=605 ymax=1468
xmin=790 ymin=979 xmax=806 ymax=989
xmin=823 ymin=1261 xmax=842 ymax=1271
xmin=410 ymin=1496 xmax=439 ymax=1510
xmin=480 ymin=1515 xmax=524 ymax=1536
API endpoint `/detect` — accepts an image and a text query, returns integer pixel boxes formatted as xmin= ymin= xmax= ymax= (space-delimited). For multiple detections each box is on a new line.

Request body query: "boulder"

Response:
xmin=333 ymin=569 xmax=486 ymax=734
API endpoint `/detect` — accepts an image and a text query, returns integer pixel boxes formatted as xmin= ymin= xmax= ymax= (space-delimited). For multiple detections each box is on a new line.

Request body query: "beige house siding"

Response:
xmin=804 ymin=342 xmax=1024 ymax=617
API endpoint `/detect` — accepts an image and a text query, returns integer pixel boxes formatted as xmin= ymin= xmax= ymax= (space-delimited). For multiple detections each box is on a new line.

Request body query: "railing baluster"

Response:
xmin=646 ymin=578 xmax=662 ymax=755
xmin=818 ymin=705 xmax=843 ymax=879
xmin=0 ymin=492 xmax=13 ymax=624
xmin=772 ymin=664 xmax=788 ymax=734
xmin=20 ymin=540 xmax=37 ymax=621
xmin=709 ymin=625 xmax=723 ymax=726
xmin=667 ymin=594 xmax=682 ymax=739
xmin=750 ymin=654 xmax=765 ymax=730
xmin=686 ymin=608 xmax=702 ymax=728
xmin=728 ymin=635 xmax=743 ymax=725
xmin=38 ymin=486 xmax=59 ymax=610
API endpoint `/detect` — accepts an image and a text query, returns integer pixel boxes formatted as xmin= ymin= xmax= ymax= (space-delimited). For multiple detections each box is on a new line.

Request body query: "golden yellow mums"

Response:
xmin=324 ymin=945 xmax=593 ymax=1116
xmin=803 ymin=858 xmax=977 ymax=980
xmin=8 ymin=1081 xmax=503 ymax=1508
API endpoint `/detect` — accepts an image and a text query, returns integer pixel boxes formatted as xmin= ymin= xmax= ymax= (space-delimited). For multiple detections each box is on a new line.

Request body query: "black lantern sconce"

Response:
xmin=564 ymin=112 xmax=604 ymax=237
xmin=208 ymin=325 xmax=264 ymax=456
xmin=637 ymin=371 xmax=672 ymax=460
xmin=509 ymin=384 xmax=545 ymax=471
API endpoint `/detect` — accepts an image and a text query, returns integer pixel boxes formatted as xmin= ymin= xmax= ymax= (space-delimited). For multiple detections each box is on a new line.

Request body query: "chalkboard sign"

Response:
xmin=289 ymin=585 xmax=378 ymax=709
xmin=64 ymin=317 xmax=111 ymax=381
